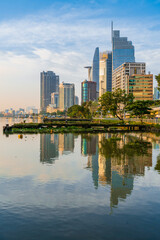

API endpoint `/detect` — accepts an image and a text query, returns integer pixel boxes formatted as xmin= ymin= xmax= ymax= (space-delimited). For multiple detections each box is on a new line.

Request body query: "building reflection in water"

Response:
xmin=40 ymin=132 xmax=157 ymax=207
xmin=81 ymin=134 xmax=99 ymax=188
xmin=82 ymin=133 xmax=153 ymax=207
xmin=40 ymin=133 xmax=75 ymax=164
xmin=40 ymin=134 xmax=59 ymax=164
xmin=59 ymin=133 xmax=74 ymax=155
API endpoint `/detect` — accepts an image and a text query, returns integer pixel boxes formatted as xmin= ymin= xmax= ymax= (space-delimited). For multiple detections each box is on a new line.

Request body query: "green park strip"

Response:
xmin=4 ymin=121 xmax=160 ymax=134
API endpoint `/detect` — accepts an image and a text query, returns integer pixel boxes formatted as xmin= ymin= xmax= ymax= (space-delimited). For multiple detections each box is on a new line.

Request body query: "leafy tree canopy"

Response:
xmin=155 ymin=74 xmax=160 ymax=91
xmin=125 ymin=100 xmax=152 ymax=121
xmin=99 ymin=89 xmax=134 ymax=120
xmin=67 ymin=104 xmax=91 ymax=119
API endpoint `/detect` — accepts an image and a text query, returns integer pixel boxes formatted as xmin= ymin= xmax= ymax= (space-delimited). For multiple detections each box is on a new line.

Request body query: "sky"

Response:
xmin=0 ymin=0 xmax=160 ymax=110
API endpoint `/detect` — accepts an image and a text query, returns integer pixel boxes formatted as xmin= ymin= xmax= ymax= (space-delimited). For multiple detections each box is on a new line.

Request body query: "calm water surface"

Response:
xmin=0 ymin=118 xmax=160 ymax=240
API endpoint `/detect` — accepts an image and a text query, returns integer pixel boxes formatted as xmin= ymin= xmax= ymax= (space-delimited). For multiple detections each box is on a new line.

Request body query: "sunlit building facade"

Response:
xmin=112 ymin=62 xmax=146 ymax=92
xmin=99 ymin=51 xmax=112 ymax=97
xmin=128 ymin=74 xmax=153 ymax=100
xmin=59 ymin=82 xmax=75 ymax=111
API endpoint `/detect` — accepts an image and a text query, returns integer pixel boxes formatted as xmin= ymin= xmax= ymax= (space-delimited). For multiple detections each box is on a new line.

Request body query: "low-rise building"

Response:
xmin=128 ymin=74 xmax=153 ymax=100
xmin=112 ymin=62 xmax=146 ymax=92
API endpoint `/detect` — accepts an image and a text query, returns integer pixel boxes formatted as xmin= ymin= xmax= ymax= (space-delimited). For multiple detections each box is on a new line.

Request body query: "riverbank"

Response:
xmin=3 ymin=121 xmax=160 ymax=134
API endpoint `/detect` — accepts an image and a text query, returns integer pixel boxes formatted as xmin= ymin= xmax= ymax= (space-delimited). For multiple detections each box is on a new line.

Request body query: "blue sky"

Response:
xmin=0 ymin=0 xmax=160 ymax=109
xmin=0 ymin=0 xmax=160 ymax=19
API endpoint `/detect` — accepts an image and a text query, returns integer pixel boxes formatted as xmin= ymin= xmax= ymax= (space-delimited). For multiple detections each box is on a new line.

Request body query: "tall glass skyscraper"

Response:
xmin=40 ymin=71 xmax=59 ymax=112
xmin=92 ymin=47 xmax=99 ymax=92
xmin=112 ymin=23 xmax=135 ymax=70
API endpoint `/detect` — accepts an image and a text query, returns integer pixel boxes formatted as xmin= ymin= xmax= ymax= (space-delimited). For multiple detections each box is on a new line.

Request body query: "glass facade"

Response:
xmin=92 ymin=47 xmax=99 ymax=92
xmin=106 ymin=52 xmax=112 ymax=92
xmin=82 ymin=81 xmax=88 ymax=103
xmin=81 ymin=80 xmax=96 ymax=104
xmin=112 ymin=30 xmax=135 ymax=70
xmin=40 ymin=71 xmax=59 ymax=112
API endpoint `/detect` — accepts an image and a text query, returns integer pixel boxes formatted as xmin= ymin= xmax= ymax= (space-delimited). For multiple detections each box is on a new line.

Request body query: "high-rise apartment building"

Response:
xmin=81 ymin=80 xmax=97 ymax=104
xmin=99 ymin=51 xmax=112 ymax=97
xmin=112 ymin=62 xmax=146 ymax=92
xmin=59 ymin=82 xmax=75 ymax=111
xmin=112 ymin=23 xmax=135 ymax=71
xmin=92 ymin=47 xmax=99 ymax=92
xmin=40 ymin=71 xmax=59 ymax=112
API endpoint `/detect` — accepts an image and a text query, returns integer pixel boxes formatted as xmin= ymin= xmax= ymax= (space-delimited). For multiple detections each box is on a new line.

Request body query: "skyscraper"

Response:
xmin=84 ymin=66 xmax=92 ymax=82
xmin=81 ymin=80 xmax=97 ymax=104
xmin=112 ymin=22 xmax=135 ymax=71
xmin=92 ymin=47 xmax=99 ymax=93
xmin=99 ymin=51 xmax=112 ymax=97
xmin=59 ymin=82 xmax=75 ymax=111
xmin=40 ymin=71 xmax=59 ymax=112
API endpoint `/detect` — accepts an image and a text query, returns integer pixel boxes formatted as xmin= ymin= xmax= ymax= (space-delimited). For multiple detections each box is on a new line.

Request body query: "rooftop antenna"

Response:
xmin=111 ymin=21 xmax=113 ymax=43
xmin=84 ymin=66 xmax=92 ymax=81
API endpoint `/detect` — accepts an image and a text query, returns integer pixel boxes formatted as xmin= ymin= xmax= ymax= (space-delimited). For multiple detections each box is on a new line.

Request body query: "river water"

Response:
xmin=0 ymin=118 xmax=160 ymax=240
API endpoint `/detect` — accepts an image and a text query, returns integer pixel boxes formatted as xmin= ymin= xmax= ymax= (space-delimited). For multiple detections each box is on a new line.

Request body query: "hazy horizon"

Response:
xmin=0 ymin=0 xmax=160 ymax=110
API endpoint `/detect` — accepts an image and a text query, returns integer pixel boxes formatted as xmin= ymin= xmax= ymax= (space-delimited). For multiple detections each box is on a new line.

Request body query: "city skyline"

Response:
xmin=0 ymin=0 xmax=160 ymax=110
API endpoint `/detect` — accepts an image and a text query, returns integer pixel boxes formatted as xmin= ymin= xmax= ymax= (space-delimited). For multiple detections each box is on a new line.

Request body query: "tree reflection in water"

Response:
xmin=99 ymin=133 xmax=152 ymax=207
xmin=155 ymin=154 xmax=160 ymax=174
xmin=84 ymin=133 xmax=153 ymax=208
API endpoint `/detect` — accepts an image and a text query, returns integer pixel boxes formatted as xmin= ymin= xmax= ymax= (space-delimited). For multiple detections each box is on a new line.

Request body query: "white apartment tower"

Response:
xmin=59 ymin=83 xmax=75 ymax=111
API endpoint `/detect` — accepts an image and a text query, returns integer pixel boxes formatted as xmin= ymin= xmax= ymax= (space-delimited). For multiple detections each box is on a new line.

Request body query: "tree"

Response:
xmin=57 ymin=110 xmax=66 ymax=116
xmin=83 ymin=101 xmax=99 ymax=117
xmin=125 ymin=100 xmax=152 ymax=122
xmin=67 ymin=105 xmax=91 ymax=119
xmin=99 ymin=89 xmax=134 ymax=120
xmin=155 ymin=74 xmax=160 ymax=91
